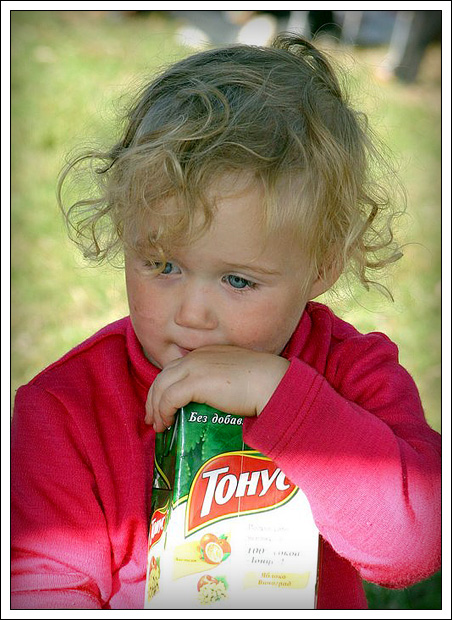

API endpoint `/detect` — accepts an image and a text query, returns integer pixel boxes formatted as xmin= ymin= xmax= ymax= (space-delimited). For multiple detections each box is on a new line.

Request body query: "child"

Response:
xmin=11 ymin=34 xmax=441 ymax=609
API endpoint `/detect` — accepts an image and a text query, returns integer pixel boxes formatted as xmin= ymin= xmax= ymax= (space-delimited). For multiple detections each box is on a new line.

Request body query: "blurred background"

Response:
xmin=10 ymin=9 xmax=442 ymax=609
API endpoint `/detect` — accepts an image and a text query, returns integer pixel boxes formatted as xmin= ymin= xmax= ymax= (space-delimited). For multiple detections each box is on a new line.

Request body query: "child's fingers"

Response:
xmin=146 ymin=393 xmax=176 ymax=433
xmin=145 ymin=362 xmax=189 ymax=428
xmin=153 ymin=378 xmax=194 ymax=432
xmin=145 ymin=383 xmax=157 ymax=427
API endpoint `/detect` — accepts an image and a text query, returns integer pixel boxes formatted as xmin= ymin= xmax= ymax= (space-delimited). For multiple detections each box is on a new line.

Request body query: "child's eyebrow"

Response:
xmin=222 ymin=262 xmax=282 ymax=276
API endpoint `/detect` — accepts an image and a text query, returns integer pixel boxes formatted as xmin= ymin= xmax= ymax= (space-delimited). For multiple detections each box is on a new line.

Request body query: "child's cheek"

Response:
xmin=230 ymin=307 xmax=297 ymax=354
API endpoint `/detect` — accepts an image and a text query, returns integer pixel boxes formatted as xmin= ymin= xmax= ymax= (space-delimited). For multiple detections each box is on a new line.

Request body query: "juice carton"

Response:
xmin=144 ymin=403 xmax=320 ymax=609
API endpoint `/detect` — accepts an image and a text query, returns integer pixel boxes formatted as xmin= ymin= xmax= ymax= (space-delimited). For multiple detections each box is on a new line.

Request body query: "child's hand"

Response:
xmin=145 ymin=346 xmax=289 ymax=432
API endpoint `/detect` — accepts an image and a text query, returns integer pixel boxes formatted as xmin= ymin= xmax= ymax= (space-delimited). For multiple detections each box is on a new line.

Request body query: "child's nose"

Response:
xmin=174 ymin=283 xmax=218 ymax=331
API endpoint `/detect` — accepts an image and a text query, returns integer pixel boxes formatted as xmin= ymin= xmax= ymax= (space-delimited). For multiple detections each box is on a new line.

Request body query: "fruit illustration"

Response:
xmin=197 ymin=575 xmax=228 ymax=605
xmin=146 ymin=555 xmax=160 ymax=601
xmin=204 ymin=540 xmax=225 ymax=564
xmin=218 ymin=538 xmax=231 ymax=555
xmin=200 ymin=533 xmax=218 ymax=552
xmin=197 ymin=575 xmax=219 ymax=591
xmin=199 ymin=533 xmax=231 ymax=564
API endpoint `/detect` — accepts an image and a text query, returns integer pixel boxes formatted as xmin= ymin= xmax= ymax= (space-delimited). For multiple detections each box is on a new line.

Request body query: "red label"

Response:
xmin=186 ymin=451 xmax=297 ymax=535
xmin=149 ymin=508 xmax=167 ymax=549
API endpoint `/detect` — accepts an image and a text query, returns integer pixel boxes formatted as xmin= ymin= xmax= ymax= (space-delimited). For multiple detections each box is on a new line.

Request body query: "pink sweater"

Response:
xmin=11 ymin=302 xmax=441 ymax=609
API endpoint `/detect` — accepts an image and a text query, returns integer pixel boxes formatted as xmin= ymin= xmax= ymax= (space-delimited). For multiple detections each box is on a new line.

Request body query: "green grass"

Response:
xmin=10 ymin=11 xmax=442 ymax=609
xmin=11 ymin=10 xmax=192 ymax=395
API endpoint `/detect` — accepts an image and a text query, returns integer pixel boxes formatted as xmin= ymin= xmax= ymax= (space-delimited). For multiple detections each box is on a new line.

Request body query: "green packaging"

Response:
xmin=144 ymin=403 xmax=319 ymax=609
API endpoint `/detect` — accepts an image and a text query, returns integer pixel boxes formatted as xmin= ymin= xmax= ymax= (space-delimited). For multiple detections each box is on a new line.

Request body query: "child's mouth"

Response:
xmin=176 ymin=346 xmax=194 ymax=357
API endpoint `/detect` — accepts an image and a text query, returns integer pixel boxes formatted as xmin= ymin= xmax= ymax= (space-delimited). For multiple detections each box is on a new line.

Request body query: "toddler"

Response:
xmin=11 ymin=34 xmax=441 ymax=609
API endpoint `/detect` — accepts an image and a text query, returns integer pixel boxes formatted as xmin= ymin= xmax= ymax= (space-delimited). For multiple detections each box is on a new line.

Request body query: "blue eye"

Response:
xmin=225 ymin=275 xmax=254 ymax=289
xmin=161 ymin=261 xmax=175 ymax=274
xmin=145 ymin=260 xmax=179 ymax=275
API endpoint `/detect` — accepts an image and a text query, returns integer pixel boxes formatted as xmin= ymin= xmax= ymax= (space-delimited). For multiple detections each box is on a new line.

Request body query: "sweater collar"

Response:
xmin=280 ymin=302 xmax=313 ymax=360
xmin=126 ymin=317 xmax=160 ymax=390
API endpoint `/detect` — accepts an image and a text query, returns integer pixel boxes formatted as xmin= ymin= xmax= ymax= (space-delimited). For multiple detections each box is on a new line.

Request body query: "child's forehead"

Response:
xmin=166 ymin=190 xmax=307 ymax=272
xmin=163 ymin=180 xmax=297 ymax=243
xmin=128 ymin=167 xmax=310 ymax=263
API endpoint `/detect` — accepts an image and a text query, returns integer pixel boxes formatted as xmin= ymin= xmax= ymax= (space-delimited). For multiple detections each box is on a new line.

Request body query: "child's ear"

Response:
xmin=308 ymin=262 xmax=342 ymax=300
xmin=308 ymin=276 xmax=331 ymax=300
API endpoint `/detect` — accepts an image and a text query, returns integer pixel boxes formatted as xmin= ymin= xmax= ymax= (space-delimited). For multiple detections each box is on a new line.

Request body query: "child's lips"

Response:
xmin=175 ymin=343 xmax=221 ymax=357
xmin=177 ymin=346 xmax=193 ymax=357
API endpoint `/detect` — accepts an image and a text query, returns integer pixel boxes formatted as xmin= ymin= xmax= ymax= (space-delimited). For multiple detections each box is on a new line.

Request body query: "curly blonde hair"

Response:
xmin=58 ymin=34 xmax=403 ymax=293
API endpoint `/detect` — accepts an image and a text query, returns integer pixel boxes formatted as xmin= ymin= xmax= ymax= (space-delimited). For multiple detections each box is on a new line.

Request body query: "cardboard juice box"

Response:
xmin=144 ymin=403 xmax=320 ymax=609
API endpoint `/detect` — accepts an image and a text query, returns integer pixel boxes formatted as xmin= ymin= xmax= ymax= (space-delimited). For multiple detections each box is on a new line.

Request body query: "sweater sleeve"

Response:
xmin=242 ymin=334 xmax=441 ymax=589
xmin=11 ymin=385 xmax=111 ymax=609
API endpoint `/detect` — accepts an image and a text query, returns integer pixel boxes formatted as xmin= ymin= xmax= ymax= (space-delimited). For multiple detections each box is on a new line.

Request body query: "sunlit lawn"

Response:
xmin=10 ymin=10 xmax=442 ymax=609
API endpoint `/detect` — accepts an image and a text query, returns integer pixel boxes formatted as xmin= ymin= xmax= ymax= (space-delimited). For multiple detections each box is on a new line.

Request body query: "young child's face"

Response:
xmin=125 ymin=174 xmax=325 ymax=369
